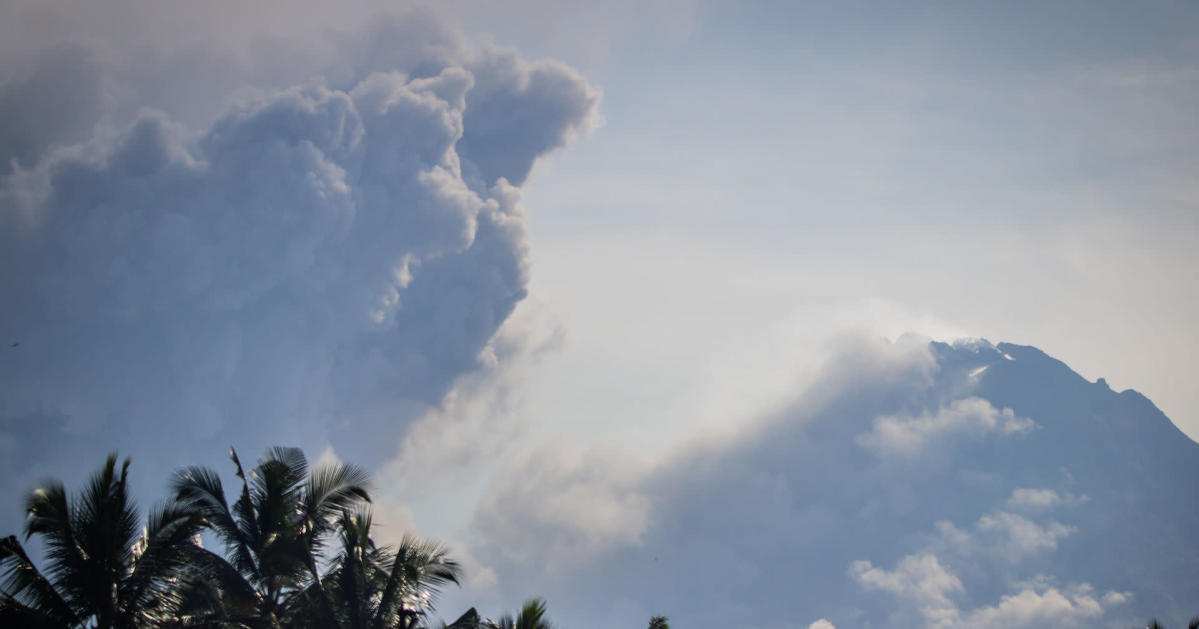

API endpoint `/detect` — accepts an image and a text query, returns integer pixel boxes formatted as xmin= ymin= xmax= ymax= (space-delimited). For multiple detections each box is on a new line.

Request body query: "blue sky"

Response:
xmin=1 ymin=1 xmax=1197 ymax=627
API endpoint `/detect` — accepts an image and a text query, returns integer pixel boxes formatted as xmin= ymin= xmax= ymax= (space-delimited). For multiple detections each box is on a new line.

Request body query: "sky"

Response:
xmin=1 ymin=1 xmax=1197 ymax=627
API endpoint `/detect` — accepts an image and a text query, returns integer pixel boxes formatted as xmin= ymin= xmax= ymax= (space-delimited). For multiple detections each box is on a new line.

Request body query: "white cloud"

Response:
xmin=807 ymin=620 xmax=836 ymax=629
xmin=849 ymin=554 xmax=964 ymax=610
xmin=313 ymin=444 xmax=344 ymax=470
xmin=471 ymin=441 xmax=651 ymax=574
xmin=934 ymin=511 xmax=1076 ymax=561
xmin=975 ymin=512 xmax=1076 ymax=559
xmin=856 ymin=397 xmax=1036 ymax=457
xmin=852 ymin=554 xmax=1117 ymax=629
xmin=850 ymin=493 xmax=1101 ymax=628
xmin=955 ymin=583 xmax=1104 ymax=629
xmin=1100 ymin=590 xmax=1130 ymax=606
xmin=1005 ymin=488 xmax=1090 ymax=512
xmin=1005 ymin=488 xmax=1061 ymax=511
xmin=369 ymin=296 xmax=569 ymax=576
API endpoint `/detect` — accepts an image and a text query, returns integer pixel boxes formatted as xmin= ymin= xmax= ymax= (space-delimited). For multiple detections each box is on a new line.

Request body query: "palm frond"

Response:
xmin=0 ymin=597 xmax=67 ymax=628
xmin=487 ymin=599 xmax=552 ymax=629
xmin=172 ymin=545 xmax=263 ymax=623
xmin=305 ymin=464 xmax=372 ymax=524
xmin=515 ymin=598 xmax=550 ymax=629
xmin=172 ymin=465 xmax=260 ymax=582
xmin=228 ymin=448 xmax=260 ymax=565
xmin=23 ymin=478 xmax=85 ymax=597
xmin=264 ymin=448 xmax=309 ymax=484
xmin=69 ymin=454 xmax=139 ymax=627
xmin=0 ymin=535 xmax=79 ymax=625
xmin=372 ymin=535 xmax=461 ymax=629
xmin=440 ymin=607 xmax=481 ymax=629
xmin=256 ymin=448 xmax=308 ymax=512
xmin=119 ymin=501 xmax=212 ymax=621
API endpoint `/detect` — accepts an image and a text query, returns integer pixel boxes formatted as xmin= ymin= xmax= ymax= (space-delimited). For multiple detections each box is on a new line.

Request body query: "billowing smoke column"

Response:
xmin=0 ymin=15 xmax=598 ymax=521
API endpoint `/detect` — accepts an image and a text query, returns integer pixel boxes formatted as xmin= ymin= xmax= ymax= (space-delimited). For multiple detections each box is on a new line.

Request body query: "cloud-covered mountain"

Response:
xmin=2 ymin=7 xmax=1195 ymax=628
xmin=469 ymin=336 xmax=1199 ymax=629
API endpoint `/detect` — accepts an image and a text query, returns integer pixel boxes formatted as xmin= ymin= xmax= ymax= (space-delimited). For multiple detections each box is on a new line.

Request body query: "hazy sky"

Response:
xmin=516 ymin=0 xmax=1199 ymax=445
xmin=1 ymin=1 xmax=1197 ymax=626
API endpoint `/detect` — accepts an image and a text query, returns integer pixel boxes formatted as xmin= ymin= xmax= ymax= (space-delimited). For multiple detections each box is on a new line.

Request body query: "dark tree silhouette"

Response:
xmin=487 ymin=598 xmax=555 ymax=629
xmin=170 ymin=446 xmax=371 ymax=626
xmin=306 ymin=506 xmax=461 ymax=629
xmin=0 ymin=454 xmax=210 ymax=628
xmin=1 ymin=447 xmax=560 ymax=629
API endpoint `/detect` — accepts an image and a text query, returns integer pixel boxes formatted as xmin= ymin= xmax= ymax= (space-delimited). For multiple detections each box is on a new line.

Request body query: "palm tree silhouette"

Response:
xmin=307 ymin=506 xmax=461 ymax=629
xmin=1144 ymin=619 xmax=1199 ymax=629
xmin=0 ymin=454 xmax=209 ymax=628
xmin=170 ymin=446 xmax=371 ymax=626
xmin=487 ymin=598 xmax=555 ymax=629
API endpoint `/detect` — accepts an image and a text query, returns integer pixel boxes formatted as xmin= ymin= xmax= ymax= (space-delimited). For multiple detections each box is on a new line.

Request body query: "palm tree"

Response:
xmin=647 ymin=616 xmax=670 ymax=629
xmin=171 ymin=446 xmax=371 ymax=627
xmin=435 ymin=608 xmax=483 ymax=628
xmin=312 ymin=507 xmax=461 ymax=629
xmin=1143 ymin=620 xmax=1199 ymax=629
xmin=486 ymin=598 xmax=555 ymax=629
xmin=0 ymin=454 xmax=212 ymax=628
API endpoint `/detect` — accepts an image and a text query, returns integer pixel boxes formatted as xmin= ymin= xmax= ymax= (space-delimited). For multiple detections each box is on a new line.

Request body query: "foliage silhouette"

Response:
xmin=170 ymin=447 xmax=371 ymax=626
xmin=0 ymin=448 xmax=560 ymax=629
xmin=486 ymin=598 xmax=555 ymax=629
xmin=0 ymin=454 xmax=212 ymax=628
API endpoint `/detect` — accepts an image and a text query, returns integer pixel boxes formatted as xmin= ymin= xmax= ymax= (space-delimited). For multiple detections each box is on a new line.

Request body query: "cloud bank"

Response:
xmin=0 ymin=12 xmax=597 ymax=526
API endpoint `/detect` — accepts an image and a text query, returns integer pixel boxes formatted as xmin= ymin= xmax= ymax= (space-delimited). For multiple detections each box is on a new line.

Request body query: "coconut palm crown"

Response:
xmin=486 ymin=598 xmax=555 ymax=629
xmin=0 ymin=454 xmax=209 ymax=628
xmin=310 ymin=507 xmax=461 ymax=629
xmin=170 ymin=446 xmax=371 ymax=626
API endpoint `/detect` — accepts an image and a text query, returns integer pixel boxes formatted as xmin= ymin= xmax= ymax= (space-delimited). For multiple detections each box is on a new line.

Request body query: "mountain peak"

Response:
xmin=950 ymin=337 xmax=996 ymax=352
xmin=472 ymin=335 xmax=1199 ymax=629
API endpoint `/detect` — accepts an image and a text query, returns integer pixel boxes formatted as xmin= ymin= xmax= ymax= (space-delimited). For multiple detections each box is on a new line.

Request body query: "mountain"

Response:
xmin=473 ymin=338 xmax=1199 ymax=629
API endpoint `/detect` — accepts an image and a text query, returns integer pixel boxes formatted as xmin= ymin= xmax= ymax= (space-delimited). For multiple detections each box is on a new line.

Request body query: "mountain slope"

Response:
xmin=473 ymin=338 xmax=1199 ymax=629
xmin=974 ymin=341 xmax=1199 ymax=621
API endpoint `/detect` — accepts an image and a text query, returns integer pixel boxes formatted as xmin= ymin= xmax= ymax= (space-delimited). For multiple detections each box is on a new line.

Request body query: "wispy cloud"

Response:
xmin=856 ymin=397 xmax=1035 ymax=458
xmin=852 ymin=553 xmax=1120 ymax=629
